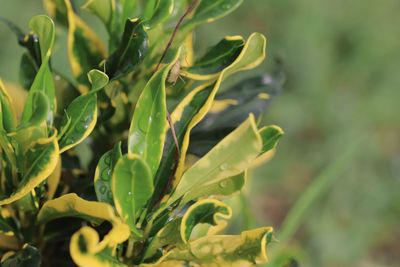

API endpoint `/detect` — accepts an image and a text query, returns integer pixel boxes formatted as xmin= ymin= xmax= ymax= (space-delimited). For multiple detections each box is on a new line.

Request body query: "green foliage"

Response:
xmin=0 ymin=0 xmax=283 ymax=266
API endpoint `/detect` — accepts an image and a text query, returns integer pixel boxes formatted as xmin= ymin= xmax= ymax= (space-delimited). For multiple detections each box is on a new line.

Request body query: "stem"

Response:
xmin=151 ymin=0 xmax=199 ymax=210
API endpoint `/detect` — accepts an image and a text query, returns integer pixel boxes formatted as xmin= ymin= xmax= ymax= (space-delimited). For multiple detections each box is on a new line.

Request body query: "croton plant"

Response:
xmin=0 ymin=0 xmax=284 ymax=266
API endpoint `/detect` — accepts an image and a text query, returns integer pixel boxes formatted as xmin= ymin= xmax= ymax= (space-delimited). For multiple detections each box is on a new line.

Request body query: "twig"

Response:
xmin=152 ymin=0 xmax=199 ymax=210
xmin=153 ymin=0 xmax=199 ymax=73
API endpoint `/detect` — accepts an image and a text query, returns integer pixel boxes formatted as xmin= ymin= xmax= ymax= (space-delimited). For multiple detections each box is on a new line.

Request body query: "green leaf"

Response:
xmin=146 ymin=200 xmax=232 ymax=261
xmin=57 ymin=70 xmax=107 ymax=153
xmin=21 ymin=15 xmax=56 ymax=126
xmin=182 ymin=0 xmax=243 ymax=28
xmin=104 ymin=18 xmax=148 ymax=80
xmin=143 ymin=217 xmax=184 ymax=260
xmin=0 ymin=80 xmax=16 ymax=132
xmin=18 ymin=91 xmax=49 ymax=130
xmin=19 ymin=52 xmax=38 ymax=90
xmin=128 ymin=49 xmax=180 ymax=176
xmin=0 ymin=131 xmax=59 ymax=205
xmin=259 ymin=125 xmax=284 ymax=154
xmin=180 ymin=171 xmax=246 ymax=205
xmin=141 ymin=0 xmax=157 ymax=21
xmin=151 ymin=33 xmax=266 ymax=207
xmin=182 ymin=36 xmax=244 ymax=80
xmin=189 ymin=73 xmax=282 ymax=156
xmin=70 ymin=225 xmax=129 ymax=267
xmin=94 ymin=142 xmax=122 ymax=205
xmin=43 ymin=0 xmax=70 ymax=27
xmin=83 ymin=0 xmax=116 ymax=33
xmin=144 ymin=0 xmax=174 ymax=29
xmin=119 ymin=0 xmax=138 ymax=24
xmin=112 ymin=154 xmax=153 ymax=235
xmin=37 ymin=193 xmax=121 ymax=225
xmin=58 ymin=93 xmax=97 ymax=153
xmin=88 ymin=69 xmax=110 ymax=92
xmin=65 ymin=0 xmax=107 ymax=93
xmin=1 ymin=244 xmax=41 ymax=267
xmin=158 ymin=227 xmax=274 ymax=266
xmin=168 ymin=115 xmax=262 ymax=206
xmin=180 ymin=199 xmax=231 ymax=243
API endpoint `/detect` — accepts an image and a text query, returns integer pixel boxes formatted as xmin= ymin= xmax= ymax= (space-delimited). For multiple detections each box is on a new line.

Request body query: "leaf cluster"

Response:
xmin=0 ymin=0 xmax=283 ymax=266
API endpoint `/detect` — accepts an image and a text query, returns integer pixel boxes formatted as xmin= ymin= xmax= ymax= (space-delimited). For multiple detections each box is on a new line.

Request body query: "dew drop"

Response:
xmin=222 ymin=3 xmax=231 ymax=10
xmin=104 ymin=155 xmax=111 ymax=165
xmin=101 ymin=168 xmax=111 ymax=181
xmin=125 ymin=192 xmax=132 ymax=203
xmin=219 ymin=163 xmax=229 ymax=171
xmin=65 ymin=138 xmax=74 ymax=145
xmin=219 ymin=180 xmax=228 ymax=188
xmin=99 ymin=186 xmax=107 ymax=194
xmin=75 ymin=123 xmax=87 ymax=133
xmin=107 ymin=191 xmax=113 ymax=200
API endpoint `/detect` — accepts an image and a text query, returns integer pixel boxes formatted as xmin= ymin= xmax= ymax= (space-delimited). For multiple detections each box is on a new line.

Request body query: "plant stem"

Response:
xmin=152 ymin=0 xmax=199 ymax=210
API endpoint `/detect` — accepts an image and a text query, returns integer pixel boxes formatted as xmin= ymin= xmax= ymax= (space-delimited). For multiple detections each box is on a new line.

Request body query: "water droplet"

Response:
xmin=219 ymin=180 xmax=228 ymax=188
xmin=125 ymin=192 xmax=132 ymax=203
xmin=75 ymin=123 xmax=87 ymax=133
xmin=65 ymin=138 xmax=74 ymax=145
xmin=138 ymin=115 xmax=151 ymax=133
xmin=104 ymin=155 xmax=111 ymax=165
xmin=99 ymin=186 xmax=107 ymax=194
xmin=219 ymin=163 xmax=229 ymax=171
xmin=81 ymin=115 xmax=91 ymax=123
xmin=101 ymin=168 xmax=111 ymax=181
xmin=107 ymin=191 xmax=113 ymax=200
xmin=222 ymin=3 xmax=231 ymax=10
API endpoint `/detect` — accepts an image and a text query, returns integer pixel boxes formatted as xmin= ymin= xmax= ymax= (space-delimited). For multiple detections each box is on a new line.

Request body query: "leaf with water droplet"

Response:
xmin=181 ymin=0 xmax=243 ymax=29
xmin=112 ymin=154 xmax=153 ymax=234
xmin=168 ymin=115 xmax=262 ymax=207
xmin=128 ymin=49 xmax=180 ymax=177
xmin=94 ymin=142 xmax=122 ymax=206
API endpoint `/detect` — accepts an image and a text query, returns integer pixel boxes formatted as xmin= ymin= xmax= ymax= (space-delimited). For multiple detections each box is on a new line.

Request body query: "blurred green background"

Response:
xmin=1 ymin=0 xmax=399 ymax=266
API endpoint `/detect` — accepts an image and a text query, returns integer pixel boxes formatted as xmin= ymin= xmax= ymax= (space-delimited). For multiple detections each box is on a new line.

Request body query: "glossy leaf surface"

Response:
xmin=182 ymin=36 xmax=244 ymax=80
xmin=189 ymin=73 xmax=282 ymax=156
xmin=151 ymin=33 xmax=266 ymax=207
xmin=182 ymin=0 xmax=243 ymax=28
xmin=168 ymin=115 xmax=262 ymax=206
xmin=173 ymin=33 xmax=266 ymax=188
xmin=58 ymin=70 xmax=107 ymax=153
xmin=128 ymin=50 xmax=180 ymax=176
xmin=0 ymin=132 xmax=59 ymax=205
xmin=94 ymin=142 xmax=122 ymax=205
xmin=83 ymin=0 xmax=116 ymax=33
xmin=0 ymin=80 xmax=16 ymax=132
xmin=180 ymin=171 xmax=246 ymax=204
xmin=104 ymin=18 xmax=147 ymax=80
xmin=70 ymin=225 xmax=130 ymax=267
xmin=65 ymin=0 xmax=107 ymax=93
xmin=112 ymin=154 xmax=153 ymax=235
xmin=181 ymin=199 xmax=231 ymax=243
xmin=158 ymin=227 xmax=273 ymax=266
xmin=144 ymin=0 xmax=174 ymax=29
xmin=21 ymin=15 xmax=56 ymax=126
xmin=58 ymin=93 xmax=97 ymax=153
xmin=37 ymin=193 xmax=120 ymax=225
